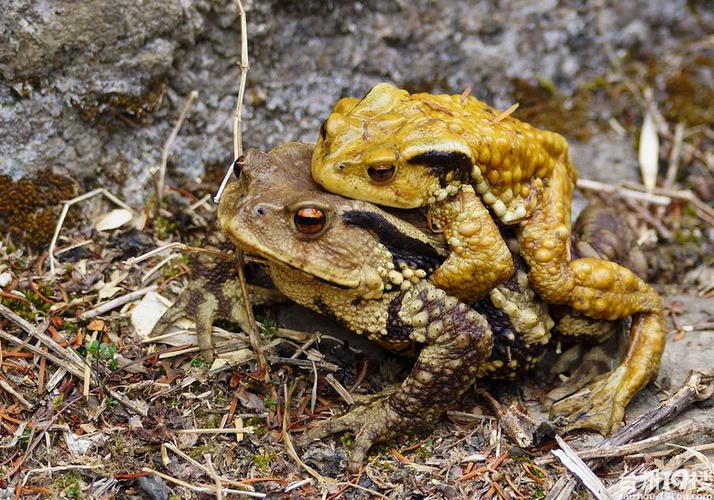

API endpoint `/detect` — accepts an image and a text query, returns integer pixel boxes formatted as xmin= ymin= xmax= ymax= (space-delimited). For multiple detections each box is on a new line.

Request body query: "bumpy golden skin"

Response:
xmin=312 ymin=83 xmax=666 ymax=434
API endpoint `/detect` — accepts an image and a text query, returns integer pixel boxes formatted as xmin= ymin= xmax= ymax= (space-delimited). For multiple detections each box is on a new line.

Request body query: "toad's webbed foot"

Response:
xmin=301 ymin=390 xmax=421 ymax=472
xmin=301 ymin=282 xmax=492 ymax=472
xmin=550 ymin=313 xmax=664 ymax=434
xmin=151 ymin=232 xmax=281 ymax=362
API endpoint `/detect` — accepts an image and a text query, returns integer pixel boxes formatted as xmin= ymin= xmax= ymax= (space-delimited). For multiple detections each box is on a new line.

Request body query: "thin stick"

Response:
xmin=54 ymin=239 xmax=93 ymax=256
xmin=282 ymin=383 xmax=336 ymax=487
xmin=237 ymin=251 xmax=268 ymax=379
xmin=576 ymin=178 xmax=671 ymax=206
xmin=175 ymin=427 xmax=254 ymax=435
xmin=141 ymin=254 xmax=180 ymax=283
xmin=48 ymin=188 xmax=134 ymax=275
xmin=83 ymin=332 xmax=97 ymax=398
xmin=216 ymin=1 xmax=267 ymax=379
xmin=626 ymin=442 xmax=714 ymax=460
xmin=267 ymin=356 xmax=339 ymax=372
xmin=537 ymin=423 xmax=711 ymax=465
xmin=124 ymin=243 xmax=188 ymax=266
xmin=204 ymin=454 xmax=223 ymax=500
xmin=163 ymin=442 xmax=255 ymax=490
xmin=0 ymin=304 xmax=84 ymax=368
xmin=0 ymin=376 xmax=32 ymax=409
xmin=546 ymin=369 xmax=714 ymax=499
xmin=80 ymin=285 xmax=158 ymax=320
xmin=213 ymin=0 xmax=250 ymax=204
xmin=621 ymin=181 xmax=714 ymax=224
xmin=0 ymin=329 xmax=84 ymax=379
xmin=155 ymin=90 xmax=199 ymax=214
xmin=24 ymin=464 xmax=100 ymax=475
xmin=664 ymin=122 xmax=685 ymax=189
xmin=233 ymin=1 xmax=249 ymax=162
xmin=142 ymin=468 xmax=266 ymax=498
xmin=324 ymin=374 xmax=354 ymax=405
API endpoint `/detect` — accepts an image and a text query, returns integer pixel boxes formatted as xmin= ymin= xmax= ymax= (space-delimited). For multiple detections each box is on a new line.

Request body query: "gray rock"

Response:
xmin=136 ymin=474 xmax=170 ymax=500
xmin=1 ymin=0 xmax=710 ymax=203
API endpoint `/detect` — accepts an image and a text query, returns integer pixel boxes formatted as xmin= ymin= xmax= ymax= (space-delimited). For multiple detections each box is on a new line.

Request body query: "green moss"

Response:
xmin=340 ymin=431 xmax=354 ymax=447
xmin=53 ymin=472 xmax=84 ymax=499
xmin=245 ymin=417 xmax=268 ymax=438
xmin=191 ymin=356 xmax=207 ymax=367
xmin=187 ymin=443 xmax=220 ymax=459
xmin=414 ymin=445 xmax=432 ymax=459
xmin=252 ymin=451 xmax=276 ymax=470
xmin=153 ymin=216 xmax=179 ymax=240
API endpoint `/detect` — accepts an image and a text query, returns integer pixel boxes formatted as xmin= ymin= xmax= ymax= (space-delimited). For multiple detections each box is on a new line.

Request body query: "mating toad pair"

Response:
xmin=154 ymin=83 xmax=665 ymax=471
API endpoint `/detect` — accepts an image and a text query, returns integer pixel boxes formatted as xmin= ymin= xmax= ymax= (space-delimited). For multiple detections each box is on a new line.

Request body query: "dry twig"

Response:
xmin=48 ymin=188 xmax=134 ymax=275
xmin=80 ymin=285 xmax=158 ymax=320
xmin=547 ymin=369 xmax=714 ymax=499
xmin=155 ymin=90 xmax=198 ymax=214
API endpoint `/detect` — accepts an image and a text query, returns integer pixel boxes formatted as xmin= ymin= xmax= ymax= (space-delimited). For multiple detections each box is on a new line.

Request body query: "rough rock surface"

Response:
xmin=1 ymin=0 xmax=711 ymax=202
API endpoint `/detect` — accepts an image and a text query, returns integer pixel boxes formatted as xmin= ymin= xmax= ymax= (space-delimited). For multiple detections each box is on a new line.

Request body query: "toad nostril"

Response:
xmin=232 ymin=155 xmax=245 ymax=179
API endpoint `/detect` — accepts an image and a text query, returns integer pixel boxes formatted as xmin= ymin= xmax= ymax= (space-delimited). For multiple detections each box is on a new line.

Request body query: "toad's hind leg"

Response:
xmin=301 ymin=284 xmax=493 ymax=472
xmin=519 ymin=160 xmax=666 ymax=434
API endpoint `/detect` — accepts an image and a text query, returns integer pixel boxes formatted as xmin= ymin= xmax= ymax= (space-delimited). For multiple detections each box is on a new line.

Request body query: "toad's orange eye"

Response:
xmin=367 ymin=164 xmax=396 ymax=183
xmin=294 ymin=207 xmax=326 ymax=234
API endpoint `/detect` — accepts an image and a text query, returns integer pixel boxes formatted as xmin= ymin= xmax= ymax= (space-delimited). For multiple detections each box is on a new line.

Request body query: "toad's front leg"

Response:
xmin=429 ymin=185 xmax=514 ymax=302
xmin=519 ymin=161 xmax=666 ymax=434
xmin=301 ymin=282 xmax=493 ymax=472
xmin=151 ymin=233 xmax=283 ymax=362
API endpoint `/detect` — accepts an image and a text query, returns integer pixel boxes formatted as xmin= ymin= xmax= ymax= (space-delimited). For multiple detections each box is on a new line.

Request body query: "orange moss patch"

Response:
xmin=0 ymin=169 xmax=78 ymax=248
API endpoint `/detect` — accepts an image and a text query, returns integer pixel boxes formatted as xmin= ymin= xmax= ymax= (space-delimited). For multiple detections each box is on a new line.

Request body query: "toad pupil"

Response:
xmin=294 ymin=207 xmax=326 ymax=234
xmin=367 ymin=164 xmax=395 ymax=183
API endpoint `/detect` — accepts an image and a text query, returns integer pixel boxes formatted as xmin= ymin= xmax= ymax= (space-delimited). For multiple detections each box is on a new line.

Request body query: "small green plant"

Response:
xmin=257 ymin=316 xmax=277 ymax=338
xmin=415 ymin=446 xmax=432 ymax=459
xmin=52 ymin=394 xmax=65 ymax=409
xmin=340 ymin=432 xmax=354 ymax=447
xmin=263 ymin=396 xmax=277 ymax=411
xmin=65 ymin=483 xmax=82 ymax=500
xmin=253 ymin=451 xmax=276 ymax=470
xmin=86 ymin=340 xmax=117 ymax=370
xmin=191 ymin=357 xmax=206 ymax=367
xmin=20 ymin=428 xmax=31 ymax=445
xmin=54 ymin=472 xmax=83 ymax=500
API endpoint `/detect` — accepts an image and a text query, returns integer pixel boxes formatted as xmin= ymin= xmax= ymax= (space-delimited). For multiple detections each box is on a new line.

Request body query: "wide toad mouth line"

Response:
xmin=224 ymin=227 xmax=361 ymax=290
xmin=272 ymin=259 xmax=358 ymax=290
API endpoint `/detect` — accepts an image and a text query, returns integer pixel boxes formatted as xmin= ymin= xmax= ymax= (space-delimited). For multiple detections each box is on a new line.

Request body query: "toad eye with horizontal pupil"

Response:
xmin=367 ymin=164 xmax=396 ymax=183
xmin=294 ymin=207 xmax=326 ymax=234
